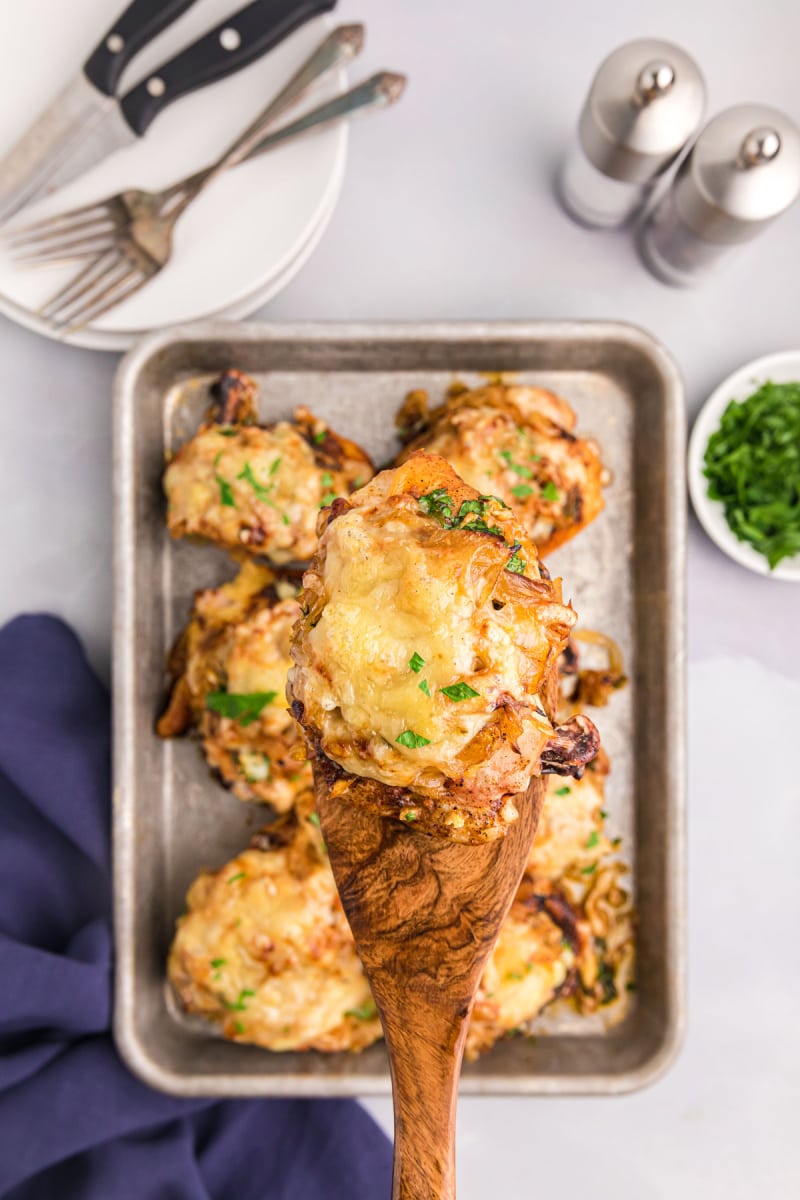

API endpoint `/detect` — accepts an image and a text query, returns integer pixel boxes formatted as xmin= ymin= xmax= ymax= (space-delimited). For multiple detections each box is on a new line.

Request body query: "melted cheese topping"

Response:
xmin=291 ymin=455 xmax=576 ymax=809
xmin=168 ymin=835 xmax=380 ymax=1053
xmin=397 ymin=384 xmax=605 ymax=556
xmin=165 ymin=416 xmax=371 ymax=563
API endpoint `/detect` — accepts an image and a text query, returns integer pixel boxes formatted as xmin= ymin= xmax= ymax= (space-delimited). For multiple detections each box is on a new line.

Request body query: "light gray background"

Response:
xmin=0 ymin=1 xmax=797 ymax=1196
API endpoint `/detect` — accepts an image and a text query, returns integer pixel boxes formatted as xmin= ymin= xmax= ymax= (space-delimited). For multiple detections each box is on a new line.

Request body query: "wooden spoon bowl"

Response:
xmin=313 ymin=754 xmax=546 ymax=1200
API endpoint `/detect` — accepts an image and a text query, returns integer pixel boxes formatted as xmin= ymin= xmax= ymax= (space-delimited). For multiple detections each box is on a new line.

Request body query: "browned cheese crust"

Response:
xmin=157 ymin=561 xmax=311 ymax=811
xmin=289 ymin=452 xmax=599 ymax=842
xmin=164 ymin=369 xmax=374 ymax=564
xmin=167 ymin=795 xmax=382 ymax=1052
xmin=394 ymin=381 xmax=606 ymax=556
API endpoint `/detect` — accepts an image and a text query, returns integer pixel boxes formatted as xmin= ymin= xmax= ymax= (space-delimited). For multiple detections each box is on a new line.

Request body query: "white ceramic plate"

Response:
xmin=0 ymin=0 xmax=347 ymax=348
xmin=688 ymin=349 xmax=800 ymax=582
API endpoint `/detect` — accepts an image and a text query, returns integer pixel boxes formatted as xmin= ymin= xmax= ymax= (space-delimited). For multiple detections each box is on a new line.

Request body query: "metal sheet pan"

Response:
xmin=113 ymin=320 xmax=686 ymax=1096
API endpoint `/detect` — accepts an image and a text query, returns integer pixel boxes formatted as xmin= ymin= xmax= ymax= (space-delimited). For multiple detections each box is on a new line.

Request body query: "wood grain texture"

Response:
xmin=314 ymin=756 xmax=546 ymax=1200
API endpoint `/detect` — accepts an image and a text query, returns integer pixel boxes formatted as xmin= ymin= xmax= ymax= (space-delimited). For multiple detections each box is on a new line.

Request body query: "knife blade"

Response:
xmin=0 ymin=0 xmax=197 ymax=223
xmin=0 ymin=0 xmax=338 ymax=224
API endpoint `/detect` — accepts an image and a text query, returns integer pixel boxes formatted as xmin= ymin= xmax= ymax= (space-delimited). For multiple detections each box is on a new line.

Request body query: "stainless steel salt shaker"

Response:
xmin=559 ymin=39 xmax=706 ymax=228
xmin=639 ymin=104 xmax=800 ymax=285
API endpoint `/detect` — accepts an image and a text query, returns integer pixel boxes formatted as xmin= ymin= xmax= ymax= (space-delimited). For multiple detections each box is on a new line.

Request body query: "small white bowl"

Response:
xmin=688 ymin=350 xmax=800 ymax=582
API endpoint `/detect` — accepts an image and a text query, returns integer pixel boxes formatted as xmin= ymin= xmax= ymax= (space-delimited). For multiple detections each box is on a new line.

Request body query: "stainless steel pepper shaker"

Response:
xmin=639 ymin=104 xmax=800 ymax=285
xmin=559 ymin=39 xmax=706 ymax=228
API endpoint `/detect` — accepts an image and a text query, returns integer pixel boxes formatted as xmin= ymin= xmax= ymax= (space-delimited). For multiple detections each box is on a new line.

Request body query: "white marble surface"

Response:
xmin=0 ymin=0 xmax=798 ymax=1194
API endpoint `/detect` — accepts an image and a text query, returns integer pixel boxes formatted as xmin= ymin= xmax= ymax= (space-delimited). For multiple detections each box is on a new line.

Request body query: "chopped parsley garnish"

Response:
xmin=269 ymin=456 xmax=282 ymax=476
xmin=408 ymin=651 xmax=425 ymax=673
xmin=217 ymin=427 xmax=237 ymax=437
xmin=498 ymin=448 xmax=533 ymax=478
xmin=401 ymin=811 xmax=418 ymax=822
xmin=461 ymin=517 xmax=504 ymax=538
xmin=313 ymin=430 xmax=327 ymax=443
xmin=612 ymin=836 xmax=622 ymax=848
xmin=507 ymin=971 xmax=524 ymax=981
xmin=541 ymin=481 xmax=560 ymax=501
xmin=227 ymin=871 xmax=246 ymax=885
xmin=510 ymin=483 xmax=534 ymax=499
xmin=224 ymin=988 xmax=255 ymax=1012
xmin=419 ymin=679 xmax=431 ymax=697
xmin=418 ymin=487 xmax=455 ymax=524
xmin=600 ymin=809 xmax=609 ymax=819
xmin=397 ymin=729 xmax=431 ymax=748
xmin=213 ymin=450 xmax=223 ymax=467
xmin=210 ymin=958 xmax=226 ymax=969
xmin=281 ymin=512 xmax=291 ymax=525
xmin=206 ymin=690 xmax=277 ymax=727
xmin=580 ymin=863 xmax=597 ymax=876
xmin=585 ymin=830 xmax=600 ymax=849
xmin=506 ymin=549 xmax=526 ymax=574
xmin=308 ymin=812 xmax=321 ymax=828
xmin=237 ymin=461 xmax=273 ymax=503
xmin=703 ymin=380 xmax=800 ymax=568
xmin=441 ymin=682 xmax=480 ymax=702
xmin=320 ymin=472 xmax=334 ymax=488
xmin=216 ymin=475 xmax=235 ymax=507
xmin=345 ymin=1001 xmax=378 ymax=1021
xmin=555 ymin=785 xmax=571 ymax=796
xmin=233 ymin=1020 xmax=246 ymax=1034
xmin=417 ymin=490 xmax=507 ymax=536
xmin=319 ymin=492 xmax=337 ymax=508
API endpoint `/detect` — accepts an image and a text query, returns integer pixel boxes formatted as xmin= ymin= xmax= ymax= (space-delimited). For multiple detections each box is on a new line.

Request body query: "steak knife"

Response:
xmin=0 ymin=0 xmax=337 ymax=223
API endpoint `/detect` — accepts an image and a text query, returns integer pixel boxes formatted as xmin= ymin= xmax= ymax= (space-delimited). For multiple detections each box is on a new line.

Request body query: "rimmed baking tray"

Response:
xmin=113 ymin=320 xmax=686 ymax=1097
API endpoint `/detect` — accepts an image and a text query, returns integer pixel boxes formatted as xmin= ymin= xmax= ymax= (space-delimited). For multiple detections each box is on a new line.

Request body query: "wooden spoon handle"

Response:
xmin=383 ymin=1001 xmax=466 ymax=1199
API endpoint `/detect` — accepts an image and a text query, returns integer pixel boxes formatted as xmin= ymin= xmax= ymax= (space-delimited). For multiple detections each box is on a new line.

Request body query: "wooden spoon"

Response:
xmin=313 ymin=753 xmax=546 ymax=1200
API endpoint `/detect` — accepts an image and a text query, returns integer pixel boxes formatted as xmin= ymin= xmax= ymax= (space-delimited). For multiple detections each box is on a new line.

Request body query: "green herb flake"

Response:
xmin=440 ymin=682 xmax=480 ymax=702
xmin=408 ymin=651 xmax=425 ymax=673
xmin=703 ymin=381 xmax=800 ymax=569
xmin=345 ymin=1001 xmax=378 ymax=1021
xmin=612 ymin=836 xmax=622 ymax=848
xmin=397 ymin=729 xmax=431 ymax=749
xmin=498 ymin=448 xmax=533 ymax=479
xmin=236 ymin=460 xmax=274 ymax=503
xmin=217 ymin=427 xmax=238 ymax=437
xmin=233 ymin=1020 xmax=246 ymax=1035
xmin=213 ymin=450 xmax=224 ymax=467
xmin=402 ymin=811 xmax=418 ymax=822
xmin=216 ymin=475 xmax=236 ymax=507
xmin=227 ymin=871 xmax=246 ymax=885
xmin=541 ymin=481 xmax=560 ymax=501
xmin=320 ymin=471 xmax=334 ymax=488
xmin=418 ymin=487 xmax=455 ymax=524
xmin=419 ymin=679 xmax=431 ymax=697
xmin=210 ymin=958 xmax=226 ymax=969
xmin=269 ymin=456 xmax=282 ymax=476
xmin=561 ymin=937 xmax=572 ymax=952
xmin=281 ymin=512 xmax=291 ymax=525
xmin=319 ymin=492 xmax=337 ymax=508
xmin=555 ymin=785 xmax=572 ymax=796
xmin=580 ymin=863 xmax=597 ymax=876
xmin=507 ymin=971 xmax=524 ymax=982
xmin=510 ymin=483 xmax=534 ymax=499
xmin=600 ymin=809 xmax=609 ymax=820
xmin=506 ymin=550 xmax=526 ymax=574
xmin=224 ymin=988 xmax=256 ymax=1012
xmin=308 ymin=812 xmax=321 ymax=828
xmin=206 ymin=690 xmax=277 ymax=727
xmin=313 ymin=430 xmax=327 ymax=443
xmin=585 ymin=830 xmax=600 ymax=849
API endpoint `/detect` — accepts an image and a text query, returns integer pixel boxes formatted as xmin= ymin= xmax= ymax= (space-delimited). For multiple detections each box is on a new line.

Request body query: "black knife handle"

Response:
xmin=84 ymin=0 xmax=198 ymax=97
xmin=119 ymin=0 xmax=338 ymax=137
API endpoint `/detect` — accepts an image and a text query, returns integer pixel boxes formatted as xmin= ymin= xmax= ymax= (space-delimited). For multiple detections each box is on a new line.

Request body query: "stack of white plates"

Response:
xmin=0 ymin=1 xmax=347 ymax=350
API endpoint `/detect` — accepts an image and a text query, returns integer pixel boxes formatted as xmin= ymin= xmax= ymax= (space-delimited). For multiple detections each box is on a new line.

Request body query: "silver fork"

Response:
xmin=6 ymin=40 xmax=404 ymax=330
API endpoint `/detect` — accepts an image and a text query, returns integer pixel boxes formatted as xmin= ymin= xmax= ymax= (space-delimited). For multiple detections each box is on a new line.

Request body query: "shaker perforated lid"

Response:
xmin=672 ymin=104 xmax=800 ymax=243
xmin=578 ymin=39 xmax=706 ymax=183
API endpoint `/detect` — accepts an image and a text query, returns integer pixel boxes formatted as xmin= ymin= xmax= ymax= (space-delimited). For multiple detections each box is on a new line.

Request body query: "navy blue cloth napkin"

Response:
xmin=0 ymin=615 xmax=392 ymax=1199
